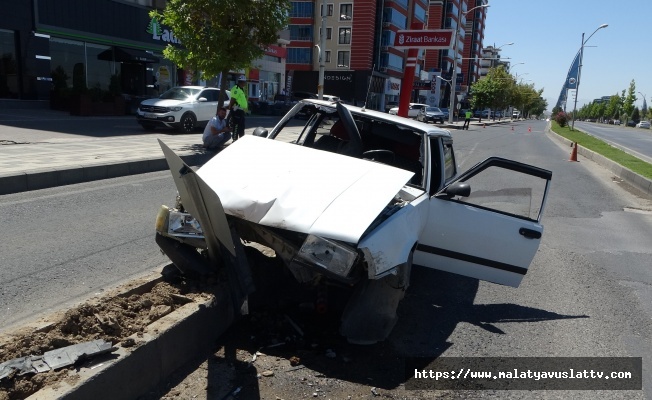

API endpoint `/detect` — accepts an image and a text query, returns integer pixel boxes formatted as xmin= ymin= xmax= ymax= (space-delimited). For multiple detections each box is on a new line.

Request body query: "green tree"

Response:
xmin=632 ymin=107 xmax=640 ymax=122
xmin=623 ymin=79 xmax=637 ymax=120
xmin=605 ymin=94 xmax=620 ymax=120
xmin=152 ymin=0 xmax=290 ymax=107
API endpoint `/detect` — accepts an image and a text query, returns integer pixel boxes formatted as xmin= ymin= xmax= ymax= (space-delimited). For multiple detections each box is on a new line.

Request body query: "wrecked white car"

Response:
xmin=155 ymin=100 xmax=552 ymax=344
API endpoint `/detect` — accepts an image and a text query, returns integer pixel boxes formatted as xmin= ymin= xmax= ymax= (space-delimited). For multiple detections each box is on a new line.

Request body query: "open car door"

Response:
xmin=414 ymin=157 xmax=552 ymax=287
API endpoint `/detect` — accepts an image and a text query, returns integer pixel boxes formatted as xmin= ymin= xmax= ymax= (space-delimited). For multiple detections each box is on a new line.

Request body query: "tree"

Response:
xmin=632 ymin=107 xmax=640 ymax=123
xmin=152 ymin=0 xmax=290 ymax=107
xmin=623 ymin=79 xmax=637 ymax=120
xmin=605 ymin=94 xmax=620 ymax=120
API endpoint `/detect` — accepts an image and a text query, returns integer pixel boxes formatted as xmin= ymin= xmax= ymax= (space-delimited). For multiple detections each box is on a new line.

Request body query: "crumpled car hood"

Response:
xmin=196 ymin=136 xmax=414 ymax=244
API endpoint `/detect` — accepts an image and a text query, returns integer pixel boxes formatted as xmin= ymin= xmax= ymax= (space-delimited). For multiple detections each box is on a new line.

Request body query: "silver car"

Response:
xmin=417 ymin=106 xmax=446 ymax=124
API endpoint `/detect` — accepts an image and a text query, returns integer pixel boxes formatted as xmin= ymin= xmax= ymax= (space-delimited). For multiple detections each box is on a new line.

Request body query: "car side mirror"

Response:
xmin=197 ymin=97 xmax=207 ymax=102
xmin=252 ymin=127 xmax=268 ymax=138
xmin=437 ymin=182 xmax=471 ymax=198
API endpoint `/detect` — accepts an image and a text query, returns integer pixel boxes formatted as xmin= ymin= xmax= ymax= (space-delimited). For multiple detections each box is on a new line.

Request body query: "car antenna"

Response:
xmin=361 ymin=64 xmax=375 ymax=112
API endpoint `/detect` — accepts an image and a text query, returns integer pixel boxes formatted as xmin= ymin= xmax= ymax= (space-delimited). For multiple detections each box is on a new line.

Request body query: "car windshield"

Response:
xmin=426 ymin=107 xmax=441 ymax=112
xmin=159 ymin=87 xmax=201 ymax=100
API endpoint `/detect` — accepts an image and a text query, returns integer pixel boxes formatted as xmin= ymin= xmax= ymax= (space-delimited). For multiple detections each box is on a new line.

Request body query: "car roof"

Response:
xmin=301 ymin=99 xmax=452 ymax=139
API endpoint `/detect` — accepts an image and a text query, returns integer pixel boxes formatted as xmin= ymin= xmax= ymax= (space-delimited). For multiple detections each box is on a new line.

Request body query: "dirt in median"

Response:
xmin=0 ymin=277 xmax=215 ymax=400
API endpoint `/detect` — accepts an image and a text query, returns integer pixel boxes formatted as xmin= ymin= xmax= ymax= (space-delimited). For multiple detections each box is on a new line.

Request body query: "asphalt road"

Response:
xmin=149 ymin=120 xmax=652 ymax=399
xmin=573 ymin=121 xmax=652 ymax=164
xmin=1 ymin=119 xmax=651 ymax=398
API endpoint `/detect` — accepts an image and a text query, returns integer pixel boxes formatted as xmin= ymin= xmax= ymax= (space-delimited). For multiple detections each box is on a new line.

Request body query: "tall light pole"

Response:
xmin=509 ymin=62 xmax=524 ymax=73
xmin=638 ymin=91 xmax=647 ymax=120
xmin=571 ymin=23 xmax=608 ymax=130
xmin=316 ymin=0 xmax=327 ymax=100
xmin=436 ymin=75 xmax=452 ymax=110
xmin=448 ymin=2 xmax=489 ymax=123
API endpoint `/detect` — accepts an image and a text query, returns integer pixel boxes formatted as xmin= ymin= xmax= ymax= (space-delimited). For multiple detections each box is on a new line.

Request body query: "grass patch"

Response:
xmin=550 ymin=121 xmax=652 ymax=180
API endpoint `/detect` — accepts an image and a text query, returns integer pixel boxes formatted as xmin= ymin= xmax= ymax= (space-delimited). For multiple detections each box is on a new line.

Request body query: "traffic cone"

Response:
xmin=528 ymin=126 xmax=532 ymax=132
xmin=483 ymin=123 xmax=486 ymax=128
xmin=569 ymin=142 xmax=578 ymax=162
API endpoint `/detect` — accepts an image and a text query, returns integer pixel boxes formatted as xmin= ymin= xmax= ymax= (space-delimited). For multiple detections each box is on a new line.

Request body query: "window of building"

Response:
xmin=319 ymin=27 xmax=333 ymax=40
xmin=380 ymin=53 xmax=403 ymax=71
xmin=383 ymin=8 xmax=407 ymax=29
xmin=381 ymin=30 xmax=395 ymax=47
xmin=340 ymin=4 xmax=352 ymax=20
xmin=414 ymin=4 xmax=427 ymax=22
xmin=321 ymin=3 xmax=334 ymax=16
xmin=337 ymin=51 xmax=350 ymax=68
xmin=290 ymin=2 xmax=314 ymax=17
xmin=288 ymin=47 xmax=312 ymax=64
xmin=394 ymin=0 xmax=408 ymax=9
xmin=325 ymin=50 xmax=331 ymax=62
xmin=289 ymin=25 xmax=313 ymax=41
xmin=338 ymin=28 xmax=351 ymax=44
xmin=0 ymin=29 xmax=18 ymax=99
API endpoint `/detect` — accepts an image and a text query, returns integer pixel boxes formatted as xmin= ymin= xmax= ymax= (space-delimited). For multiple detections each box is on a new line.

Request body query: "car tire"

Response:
xmin=178 ymin=113 xmax=197 ymax=133
xmin=141 ymin=124 xmax=156 ymax=131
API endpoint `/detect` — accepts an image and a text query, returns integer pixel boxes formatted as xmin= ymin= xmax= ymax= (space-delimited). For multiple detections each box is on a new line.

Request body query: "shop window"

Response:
xmin=0 ymin=29 xmax=18 ymax=99
xmin=85 ymin=43 xmax=112 ymax=91
xmin=50 ymin=37 xmax=86 ymax=90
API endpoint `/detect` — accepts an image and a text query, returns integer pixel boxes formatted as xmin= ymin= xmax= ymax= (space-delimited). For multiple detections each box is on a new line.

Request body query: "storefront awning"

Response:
xmin=97 ymin=47 xmax=159 ymax=63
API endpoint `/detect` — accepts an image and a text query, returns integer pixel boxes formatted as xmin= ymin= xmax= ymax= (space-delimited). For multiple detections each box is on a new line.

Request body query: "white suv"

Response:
xmin=137 ymin=86 xmax=231 ymax=133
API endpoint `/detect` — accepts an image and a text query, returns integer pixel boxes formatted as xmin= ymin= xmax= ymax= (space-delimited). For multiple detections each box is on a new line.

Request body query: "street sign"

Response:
xmin=393 ymin=29 xmax=454 ymax=50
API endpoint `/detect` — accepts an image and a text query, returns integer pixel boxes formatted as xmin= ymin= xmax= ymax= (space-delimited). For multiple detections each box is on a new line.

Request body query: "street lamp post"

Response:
xmin=571 ymin=23 xmax=608 ymax=130
xmin=448 ymin=3 xmax=489 ymax=123
xmin=638 ymin=91 xmax=647 ymax=120
xmin=436 ymin=75 xmax=452 ymax=114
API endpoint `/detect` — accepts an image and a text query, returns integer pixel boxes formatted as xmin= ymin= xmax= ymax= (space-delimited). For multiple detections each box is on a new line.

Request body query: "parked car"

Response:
xmin=388 ymin=103 xmax=428 ymax=118
xmin=494 ymin=110 xmax=504 ymax=118
xmin=416 ymin=106 xmax=446 ymax=124
xmin=635 ymin=121 xmax=650 ymax=129
xmin=155 ymin=99 xmax=553 ymax=345
xmin=474 ymin=109 xmax=490 ymax=118
xmin=439 ymin=108 xmax=450 ymax=119
xmin=512 ymin=110 xmax=521 ymax=119
xmin=385 ymin=101 xmax=398 ymax=112
xmin=627 ymin=120 xmax=636 ymax=127
xmin=137 ymin=86 xmax=231 ymax=133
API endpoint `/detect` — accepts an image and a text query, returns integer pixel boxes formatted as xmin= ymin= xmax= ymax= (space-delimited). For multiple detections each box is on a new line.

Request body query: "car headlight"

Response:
xmin=296 ymin=235 xmax=357 ymax=276
xmin=165 ymin=209 xmax=204 ymax=238
xmin=169 ymin=106 xmax=183 ymax=112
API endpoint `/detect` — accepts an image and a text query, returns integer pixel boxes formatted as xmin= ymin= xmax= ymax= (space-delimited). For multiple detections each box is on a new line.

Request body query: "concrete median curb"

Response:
xmin=547 ymin=125 xmax=652 ymax=198
xmin=26 ymin=276 xmax=235 ymax=400
xmin=0 ymin=153 xmax=213 ymax=196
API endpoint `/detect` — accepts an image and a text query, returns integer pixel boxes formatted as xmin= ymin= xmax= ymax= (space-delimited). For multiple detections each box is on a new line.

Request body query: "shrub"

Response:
xmin=555 ymin=111 xmax=568 ymax=127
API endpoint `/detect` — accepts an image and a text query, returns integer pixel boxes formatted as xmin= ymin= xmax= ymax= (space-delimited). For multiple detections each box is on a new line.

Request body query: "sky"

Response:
xmin=483 ymin=0 xmax=651 ymax=113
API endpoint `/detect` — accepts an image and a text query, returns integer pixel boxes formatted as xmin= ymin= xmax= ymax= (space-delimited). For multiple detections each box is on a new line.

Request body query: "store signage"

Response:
xmin=265 ymin=45 xmax=287 ymax=58
xmin=147 ymin=17 xmax=181 ymax=44
xmin=393 ymin=29 xmax=453 ymax=50
xmin=325 ymin=72 xmax=353 ymax=82
xmin=412 ymin=80 xmax=432 ymax=90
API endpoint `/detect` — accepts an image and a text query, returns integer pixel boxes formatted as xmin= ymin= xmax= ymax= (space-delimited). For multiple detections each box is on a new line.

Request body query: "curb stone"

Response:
xmin=546 ymin=123 xmax=652 ymax=198
xmin=24 ymin=276 xmax=234 ymax=400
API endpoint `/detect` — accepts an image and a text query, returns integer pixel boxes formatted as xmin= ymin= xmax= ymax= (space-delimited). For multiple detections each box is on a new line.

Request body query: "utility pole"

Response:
xmin=317 ymin=0 xmax=327 ymax=100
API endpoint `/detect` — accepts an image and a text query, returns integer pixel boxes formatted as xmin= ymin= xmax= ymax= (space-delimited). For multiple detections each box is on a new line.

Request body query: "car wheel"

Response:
xmin=178 ymin=113 xmax=197 ymax=133
xmin=141 ymin=124 xmax=156 ymax=131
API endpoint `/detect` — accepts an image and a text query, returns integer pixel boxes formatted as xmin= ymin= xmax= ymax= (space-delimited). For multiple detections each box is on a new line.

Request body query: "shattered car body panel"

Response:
xmin=156 ymin=100 xmax=552 ymax=344
xmin=195 ymin=136 xmax=414 ymax=244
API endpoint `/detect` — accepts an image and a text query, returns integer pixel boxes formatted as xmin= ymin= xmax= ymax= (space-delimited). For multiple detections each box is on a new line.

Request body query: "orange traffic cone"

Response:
xmin=528 ymin=126 xmax=532 ymax=132
xmin=569 ymin=142 xmax=578 ymax=162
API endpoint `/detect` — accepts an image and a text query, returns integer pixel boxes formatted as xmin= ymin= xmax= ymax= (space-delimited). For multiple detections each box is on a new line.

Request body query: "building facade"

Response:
xmin=285 ymin=0 xmax=486 ymax=112
xmin=1 ymin=0 xmax=287 ymax=109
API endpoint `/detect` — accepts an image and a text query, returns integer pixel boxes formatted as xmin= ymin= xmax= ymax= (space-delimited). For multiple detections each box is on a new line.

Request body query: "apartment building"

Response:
xmin=424 ymin=0 xmax=487 ymax=109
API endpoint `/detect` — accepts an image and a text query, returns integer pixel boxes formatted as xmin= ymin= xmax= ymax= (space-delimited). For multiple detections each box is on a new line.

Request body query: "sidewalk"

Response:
xmin=0 ymin=126 xmax=303 ymax=196
xmin=0 ymin=112 xmax=508 ymax=196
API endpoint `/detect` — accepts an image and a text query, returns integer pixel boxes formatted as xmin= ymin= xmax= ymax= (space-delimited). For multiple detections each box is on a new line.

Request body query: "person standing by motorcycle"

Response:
xmin=228 ymin=75 xmax=249 ymax=142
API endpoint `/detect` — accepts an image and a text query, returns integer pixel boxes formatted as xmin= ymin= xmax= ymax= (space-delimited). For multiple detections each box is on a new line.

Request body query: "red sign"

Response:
xmin=265 ymin=45 xmax=287 ymax=59
xmin=393 ymin=29 xmax=454 ymax=50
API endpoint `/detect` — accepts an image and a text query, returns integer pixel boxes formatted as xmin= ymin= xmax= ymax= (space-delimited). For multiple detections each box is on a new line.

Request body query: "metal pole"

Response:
xmin=571 ymin=32 xmax=584 ymax=130
xmin=448 ymin=3 xmax=462 ymax=124
xmin=317 ymin=0 xmax=326 ymax=100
